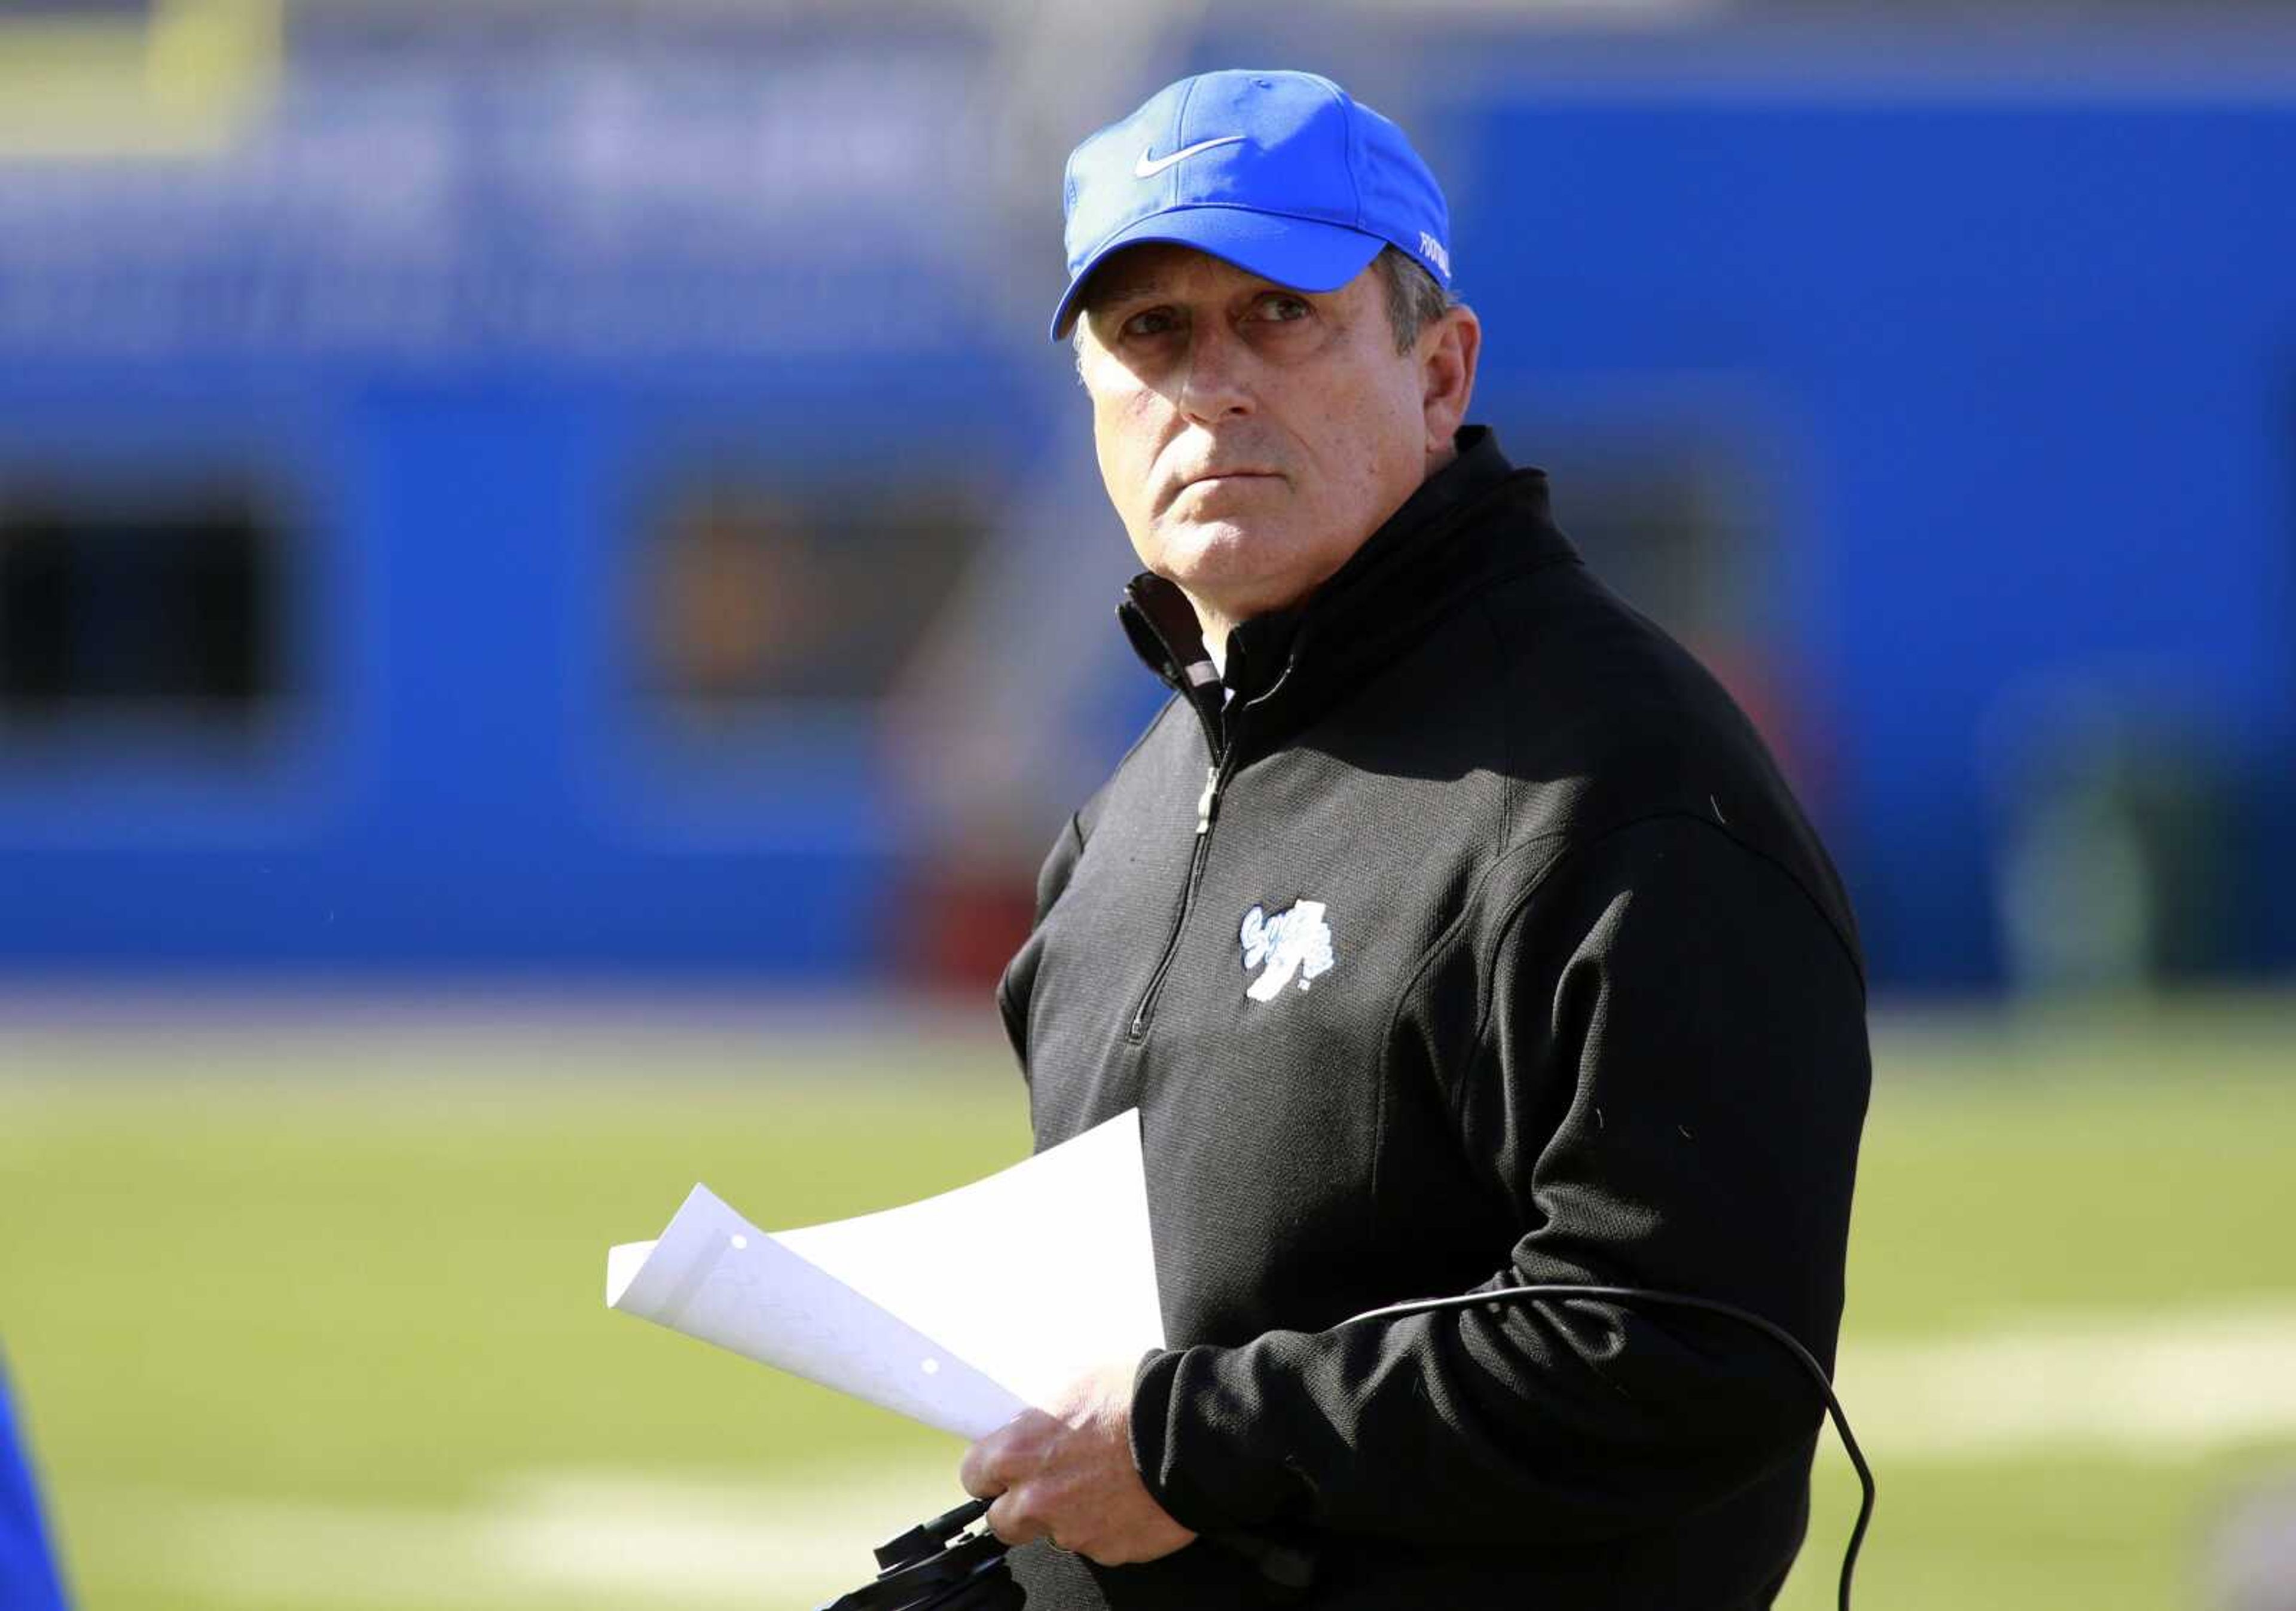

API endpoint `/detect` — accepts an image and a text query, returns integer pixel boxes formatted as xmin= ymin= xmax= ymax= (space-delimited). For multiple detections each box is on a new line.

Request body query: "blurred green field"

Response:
xmin=2 ymin=996 xmax=2292 ymax=1609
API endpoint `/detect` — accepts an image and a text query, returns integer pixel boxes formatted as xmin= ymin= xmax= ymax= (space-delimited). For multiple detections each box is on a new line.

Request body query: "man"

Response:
xmin=960 ymin=69 xmax=1868 ymax=1609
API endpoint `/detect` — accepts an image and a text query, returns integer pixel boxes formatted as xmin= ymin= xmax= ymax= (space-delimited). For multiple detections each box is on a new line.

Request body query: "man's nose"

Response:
xmin=1175 ymin=321 xmax=1254 ymax=423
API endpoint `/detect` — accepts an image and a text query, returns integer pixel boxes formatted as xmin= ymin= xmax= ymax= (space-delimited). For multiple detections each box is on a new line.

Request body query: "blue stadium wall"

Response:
xmin=0 ymin=26 xmax=2289 ymax=992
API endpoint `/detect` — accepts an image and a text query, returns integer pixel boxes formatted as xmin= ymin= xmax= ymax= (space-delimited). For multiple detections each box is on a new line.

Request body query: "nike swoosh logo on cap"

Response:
xmin=1133 ymin=135 xmax=1245 ymax=178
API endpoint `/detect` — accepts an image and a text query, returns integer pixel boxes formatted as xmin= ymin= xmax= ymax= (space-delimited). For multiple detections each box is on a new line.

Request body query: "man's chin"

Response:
xmin=1156 ymin=563 xmax=1311 ymax=628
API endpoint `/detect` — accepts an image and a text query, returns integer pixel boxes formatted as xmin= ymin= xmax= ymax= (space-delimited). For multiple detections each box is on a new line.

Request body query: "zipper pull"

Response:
xmin=1195 ymin=765 xmax=1220 ymax=834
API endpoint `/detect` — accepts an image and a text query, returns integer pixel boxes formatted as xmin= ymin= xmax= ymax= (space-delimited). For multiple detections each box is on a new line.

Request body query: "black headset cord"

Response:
xmin=1334 ymin=1282 xmax=1875 ymax=1611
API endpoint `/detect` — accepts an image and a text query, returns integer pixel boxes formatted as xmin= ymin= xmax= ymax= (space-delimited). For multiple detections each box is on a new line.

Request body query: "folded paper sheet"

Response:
xmin=606 ymin=1108 xmax=1164 ymax=1439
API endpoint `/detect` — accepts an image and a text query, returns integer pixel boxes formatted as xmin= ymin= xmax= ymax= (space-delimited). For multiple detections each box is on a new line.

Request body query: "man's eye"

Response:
xmin=1122 ymin=308 xmax=1180 ymax=338
xmin=1253 ymin=294 xmax=1311 ymax=323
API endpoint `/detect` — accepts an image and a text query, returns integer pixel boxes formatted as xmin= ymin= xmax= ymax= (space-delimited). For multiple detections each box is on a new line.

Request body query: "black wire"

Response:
xmin=1338 ymin=1283 xmax=1874 ymax=1611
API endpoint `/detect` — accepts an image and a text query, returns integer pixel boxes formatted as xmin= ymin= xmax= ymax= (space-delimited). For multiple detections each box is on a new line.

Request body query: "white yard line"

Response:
xmin=1836 ymin=1297 xmax=2296 ymax=1460
xmin=76 ymin=1300 xmax=2296 ymax=1606
xmin=100 ymin=1460 xmax=958 ymax=1607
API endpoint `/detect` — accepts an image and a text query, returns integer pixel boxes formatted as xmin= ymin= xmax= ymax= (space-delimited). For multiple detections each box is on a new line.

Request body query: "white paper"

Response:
xmin=606 ymin=1109 xmax=1164 ymax=1440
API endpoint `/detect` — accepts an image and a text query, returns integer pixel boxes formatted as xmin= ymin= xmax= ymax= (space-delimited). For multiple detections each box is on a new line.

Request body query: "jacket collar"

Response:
xmin=1118 ymin=426 xmax=1578 ymax=753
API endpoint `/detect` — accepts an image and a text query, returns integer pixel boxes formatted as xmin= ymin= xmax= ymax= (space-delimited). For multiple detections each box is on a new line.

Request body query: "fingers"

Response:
xmin=964 ymin=1412 xmax=1065 ymax=1550
xmin=961 ymin=1408 xmax=1055 ymax=1496
xmin=955 ymin=1387 xmax=1194 ymax=1565
xmin=985 ymin=1487 xmax=1055 ymax=1550
xmin=957 ymin=1433 xmax=1004 ymax=1501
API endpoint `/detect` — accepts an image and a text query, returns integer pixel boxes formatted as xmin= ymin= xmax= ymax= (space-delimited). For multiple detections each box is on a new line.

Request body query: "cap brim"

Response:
xmin=1049 ymin=208 xmax=1387 ymax=341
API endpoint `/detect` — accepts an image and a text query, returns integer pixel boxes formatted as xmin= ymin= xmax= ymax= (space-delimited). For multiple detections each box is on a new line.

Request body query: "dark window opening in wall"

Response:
xmin=633 ymin=479 xmax=986 ymax=717
xmin=1538 ymin=436 xmax=1821 ymax=805
xmin=0 ymin=486 xmax=285 ymax=733
xmin=1547 ymin=448 xmax=1760 ymax=655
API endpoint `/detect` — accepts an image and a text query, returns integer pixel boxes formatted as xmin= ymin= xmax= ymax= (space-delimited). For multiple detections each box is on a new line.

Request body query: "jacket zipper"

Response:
xmin=1128 ymin=752 xmax=1229 ymax=1041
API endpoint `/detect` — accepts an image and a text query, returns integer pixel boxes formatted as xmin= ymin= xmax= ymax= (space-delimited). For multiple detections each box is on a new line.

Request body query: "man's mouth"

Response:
xmin=1177 ymin=468 xmax=1282 ymax=493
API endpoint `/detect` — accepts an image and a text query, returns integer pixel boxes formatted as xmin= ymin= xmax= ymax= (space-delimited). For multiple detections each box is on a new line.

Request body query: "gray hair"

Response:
xmin=1069 ymin=242 xmax=1458 ymax=372
xmin=1373 ymin=243 xmax=1457 ymax=354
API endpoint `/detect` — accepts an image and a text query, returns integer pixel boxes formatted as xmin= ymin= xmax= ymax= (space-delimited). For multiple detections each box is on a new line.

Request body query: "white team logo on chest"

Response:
xmin=1238 ymin=899 xmax=1335 ymax=1001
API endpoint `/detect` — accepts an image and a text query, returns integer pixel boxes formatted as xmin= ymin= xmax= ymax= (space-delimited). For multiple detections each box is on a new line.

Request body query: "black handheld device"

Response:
xmin=817 ymin=1497 xmax=1019 ymax=1611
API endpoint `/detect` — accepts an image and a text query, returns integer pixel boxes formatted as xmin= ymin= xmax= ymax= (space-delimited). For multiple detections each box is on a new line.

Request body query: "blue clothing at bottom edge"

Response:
xmin=0 ymin=1362 xmax=68 ymax=1611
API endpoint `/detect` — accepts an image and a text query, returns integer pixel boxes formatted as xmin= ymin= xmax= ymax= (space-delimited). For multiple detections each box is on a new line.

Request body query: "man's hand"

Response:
xmin=957 ymin=1360 xmax=1198 ymax=1567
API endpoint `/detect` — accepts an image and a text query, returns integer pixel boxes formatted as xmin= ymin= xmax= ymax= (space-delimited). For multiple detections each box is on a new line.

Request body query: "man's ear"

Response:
xmin=1419 ymin=304 xmax=1481 ymax=456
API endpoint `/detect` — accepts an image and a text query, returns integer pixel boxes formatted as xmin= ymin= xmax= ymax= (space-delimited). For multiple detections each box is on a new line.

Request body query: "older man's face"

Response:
xmin=1075 ymin=244 xmax=1461 ymax=639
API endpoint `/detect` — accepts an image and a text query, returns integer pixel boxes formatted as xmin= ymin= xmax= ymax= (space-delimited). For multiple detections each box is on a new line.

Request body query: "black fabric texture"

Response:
xmin=997 ymin=426 xmax=1870 ymax=1610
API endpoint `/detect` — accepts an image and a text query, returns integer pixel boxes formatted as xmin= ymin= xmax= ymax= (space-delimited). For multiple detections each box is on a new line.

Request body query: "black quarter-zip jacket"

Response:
xmin=996 ymin=427 xmax=1870 ymax=1610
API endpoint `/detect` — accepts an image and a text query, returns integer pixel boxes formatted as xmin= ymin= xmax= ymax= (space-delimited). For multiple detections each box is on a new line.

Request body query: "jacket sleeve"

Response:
xmin=1129 ymin=813 xmax=1870 ymax=1545
xmin=995 ymin=811 xmax=1087 ymax=1071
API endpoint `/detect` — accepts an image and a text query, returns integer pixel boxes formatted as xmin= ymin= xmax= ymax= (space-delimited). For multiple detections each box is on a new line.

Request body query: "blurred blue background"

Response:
xmin=0 ymin=4 xmax=2289 ymax=996
xmin=5 ymin=10 xmax=2296 ymax=1611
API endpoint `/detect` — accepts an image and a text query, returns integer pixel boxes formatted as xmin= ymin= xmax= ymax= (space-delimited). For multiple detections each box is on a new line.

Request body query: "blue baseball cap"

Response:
xmin=1051 ymin=69 xmax=1452 ymax=341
